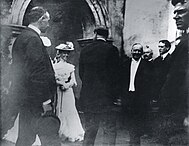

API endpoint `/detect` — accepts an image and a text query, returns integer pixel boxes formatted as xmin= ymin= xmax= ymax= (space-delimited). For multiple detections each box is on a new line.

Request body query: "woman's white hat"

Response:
xmin=55 ymin=42 xmax=74 ymax=51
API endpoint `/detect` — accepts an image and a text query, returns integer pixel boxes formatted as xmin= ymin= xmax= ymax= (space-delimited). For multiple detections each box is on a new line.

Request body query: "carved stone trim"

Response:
xmin=1 ymin=24 xmax=25 ymax=37
xmin=85 ymin=0 xmax=109 ymax=26
xmin=9 ymin=0 xmax=109 ymax=27
xmin=9 ymin=0 xmax=31 ymax=25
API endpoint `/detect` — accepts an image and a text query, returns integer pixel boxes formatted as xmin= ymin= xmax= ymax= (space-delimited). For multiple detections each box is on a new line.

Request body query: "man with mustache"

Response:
xmin=142 ymin=45 xmax=153 ymax=62
xmin=121 ymin=43 xmax=153 ymax=146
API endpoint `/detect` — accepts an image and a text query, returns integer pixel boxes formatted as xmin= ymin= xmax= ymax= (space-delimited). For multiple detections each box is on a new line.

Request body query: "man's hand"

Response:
xmin=42 ymin=100 xmax=52 ymax=115
xmin=43 ymin=104 xmax=52 ymax=112
xmin=113 ymin=98 xmax=122 ymax=106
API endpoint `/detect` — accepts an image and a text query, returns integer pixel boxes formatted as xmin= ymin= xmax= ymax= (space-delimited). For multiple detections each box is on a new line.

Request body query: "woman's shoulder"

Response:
xmin=65 ymin=62 xmax=74 ymax=67
xmin=53 ymin=61 xmax=75 ymax=72
xmin=65 ymin=62 xmax=75 ymax=72
xmin=56 ymin=62 xmax=74 ymax=73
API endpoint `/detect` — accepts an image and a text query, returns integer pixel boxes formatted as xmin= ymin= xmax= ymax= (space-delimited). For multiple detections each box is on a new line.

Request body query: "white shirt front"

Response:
xmin=129 ymin=58 xmax=141 ymax=91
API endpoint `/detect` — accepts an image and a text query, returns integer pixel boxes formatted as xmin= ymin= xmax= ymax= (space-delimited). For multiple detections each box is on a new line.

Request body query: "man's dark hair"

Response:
xmin=94 ymin=26 xmax=109 ymax=38
xmin=159 ymin=40 xmax=171 ymax=49
xmin=171 ymin=0 xmax=187 ymax=6
xmin=27 ymin=6 xmax=47 ymax=24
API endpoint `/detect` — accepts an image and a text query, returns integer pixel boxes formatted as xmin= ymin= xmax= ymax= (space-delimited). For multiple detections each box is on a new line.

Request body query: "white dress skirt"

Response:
xmin=53 ymin=60 xmax=84 ymax=142
xmin=3 ymin=114 xmax=41 ymax=145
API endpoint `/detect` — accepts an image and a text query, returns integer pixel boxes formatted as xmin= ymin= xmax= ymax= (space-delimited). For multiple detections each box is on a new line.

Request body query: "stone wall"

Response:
xmin=104 ymin=0 xmax=125 ymax=52
xmin=123 ymin=0 xmax=176 ymax=58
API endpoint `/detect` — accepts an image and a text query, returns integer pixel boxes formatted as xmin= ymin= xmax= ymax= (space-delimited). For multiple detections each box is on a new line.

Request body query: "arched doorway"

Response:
xmin=9 ymin=0 xmax=110 ymax=38
xmin=8 ymin=0 xmax=110 ymax=99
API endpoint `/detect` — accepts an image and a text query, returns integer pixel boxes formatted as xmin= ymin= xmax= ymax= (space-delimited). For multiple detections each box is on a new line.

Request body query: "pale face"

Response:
xmin=143 ymin=49 xmax=153 ymax=60
xmin=61 ymin=52 xmax=69 ymax=61
xmin=158 ymin=42 xmax=169 ymax=55
xmin=56 ymin=50 xmax=69 ymax=61
xmin=131 ymin=44 xmax=143 ymax=60
xmin=38 ymin=12 xmax=50 ymax=33
xmin=173 ymin=2 xmax=189 ymax=30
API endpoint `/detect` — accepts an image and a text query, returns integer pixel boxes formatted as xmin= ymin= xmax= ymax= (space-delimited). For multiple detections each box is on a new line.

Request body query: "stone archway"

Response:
xmin=0 ymin=1 xmax=115 ymax=136
xmin=9 ymin=0 xmax=110 ymax=38
xmin=85 ymin=0 xmax=109 ymax=26
xmin=9 ymin=0 xmax=31 ymax=25
xmin=7 ymin=0 xmax=110 ymax=100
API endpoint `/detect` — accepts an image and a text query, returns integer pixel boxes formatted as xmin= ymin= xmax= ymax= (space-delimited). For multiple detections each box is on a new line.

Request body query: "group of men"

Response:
xmin=6 ymin=0 xmax=188 ymax=146
xmin=79 ymin=0 xmax=189 ymax=145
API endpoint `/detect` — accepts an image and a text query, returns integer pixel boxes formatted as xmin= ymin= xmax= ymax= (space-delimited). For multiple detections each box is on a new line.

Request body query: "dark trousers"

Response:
xmin=15 ymin=106 xmax=61 ymax=146
xmin=127 ymin=112 xmax=147 ymax=146
xmin=15 ymin=106 xmax=42 ymax=146
xmin=83 ymin=111 xmax=117 ymax=146
xmin=123 ymin=92 xmax=149 ymax=146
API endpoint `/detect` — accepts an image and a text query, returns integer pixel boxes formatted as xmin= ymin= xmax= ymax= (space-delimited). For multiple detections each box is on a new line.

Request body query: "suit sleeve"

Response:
xmin=106 ymin=46 xmax=121 ymax=98
xmin=147 ymin=61 xmax=155 ymax=100
xmin=24 ymin=37 xmax=54 ymax=102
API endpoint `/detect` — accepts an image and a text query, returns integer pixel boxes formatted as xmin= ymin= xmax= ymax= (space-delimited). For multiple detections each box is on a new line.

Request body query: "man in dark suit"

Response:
xmin=156 ymin=0 xmax=189 ymax=145
xmin=10 ymin=7 xmax=60 ymax=146
xmin=79 ymin=26 xmax=120 ymax=146
xmin=153 ymin=40 xmax=172 ymax=100
xmin=121 ymin=43 xmax=152 ymax=146
xmin=142 ymin=45 xmax=153 ymax=62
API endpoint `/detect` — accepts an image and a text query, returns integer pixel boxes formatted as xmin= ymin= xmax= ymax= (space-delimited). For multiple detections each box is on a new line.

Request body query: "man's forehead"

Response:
xmin=132 ymin=45 xmax=142 ymax=50
xmin=159 ymin=42 xmax=165 ymax=45
xmin=144 ymin=49 xmax=152 ymax=53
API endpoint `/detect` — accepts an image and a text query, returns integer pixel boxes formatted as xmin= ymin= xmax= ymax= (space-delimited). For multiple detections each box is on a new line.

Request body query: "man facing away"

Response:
xmin=79 ymin=26 xmax=120 ymax=146
xmin=121 ymin=43 xmax=153 ymax=146
xmin=10 ymin=6 xmax=60 ymax=146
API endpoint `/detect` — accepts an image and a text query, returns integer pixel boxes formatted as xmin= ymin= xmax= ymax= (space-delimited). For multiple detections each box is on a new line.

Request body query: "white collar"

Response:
xmin=28 ymin=24 xmax=41 ymax=35
xmin=186 ymin=28 xmax=189 ymax=34
xmin=132 ymin=57 xmax=141 ymax=63
xmin=148 ymin=58 xmax=153 ymax=62
xmin=96 ymin=38 xmax=106 ymax=41
xmin=40 ymin=36 xmax=51 ymax=47
xmin=181 ymin=28 xmax=189 ymax=35
xmin=161 ymin=52 xmax=169 ymax=60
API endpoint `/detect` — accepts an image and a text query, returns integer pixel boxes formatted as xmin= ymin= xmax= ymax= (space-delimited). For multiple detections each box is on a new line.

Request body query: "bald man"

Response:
xmin=121 ymin=43 xmax=153 ymax=145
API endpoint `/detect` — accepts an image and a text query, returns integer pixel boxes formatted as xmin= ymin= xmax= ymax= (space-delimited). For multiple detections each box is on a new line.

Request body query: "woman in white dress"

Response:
xmin=53 ymin=42 xmax=84 ymax=142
